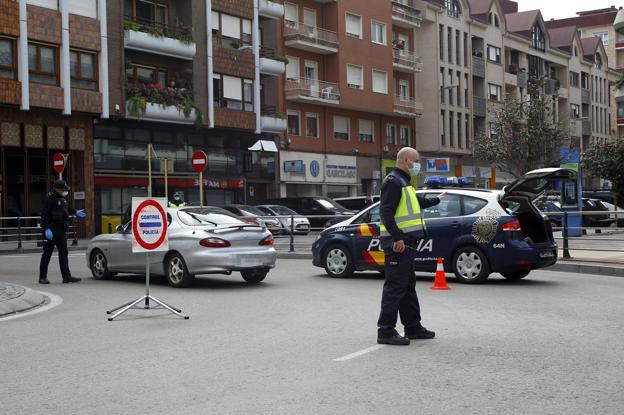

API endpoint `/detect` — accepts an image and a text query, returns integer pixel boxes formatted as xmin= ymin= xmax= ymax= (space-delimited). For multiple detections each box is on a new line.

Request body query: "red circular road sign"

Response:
xmin=52 ymin=153 xmax=66 ymax=173
xmin=132 ymin=199 xmax=168 ymax=251
xmin=191 ymin=150 xmax=208 ymax=173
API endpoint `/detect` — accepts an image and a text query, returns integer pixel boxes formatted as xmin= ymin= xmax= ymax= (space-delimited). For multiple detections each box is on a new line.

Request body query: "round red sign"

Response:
xmin=132 ymin=199 xmax=168 ymax=250
xmin=191 ymin=150 xmax=208 ymax=173
xmin=52 ymin=153 xmax=66 ymax=173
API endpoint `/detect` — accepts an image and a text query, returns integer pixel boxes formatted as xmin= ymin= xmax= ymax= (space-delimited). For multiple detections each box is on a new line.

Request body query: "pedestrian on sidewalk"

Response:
xmin=377 ymin=147 xmax=445 ymax=345
xmin=38 ymin=180 xmax=87 ymax=284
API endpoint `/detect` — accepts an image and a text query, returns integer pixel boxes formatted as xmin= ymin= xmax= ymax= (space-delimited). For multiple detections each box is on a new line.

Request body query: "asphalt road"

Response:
xmin=1 ymin=253 xmax=623 ymax=414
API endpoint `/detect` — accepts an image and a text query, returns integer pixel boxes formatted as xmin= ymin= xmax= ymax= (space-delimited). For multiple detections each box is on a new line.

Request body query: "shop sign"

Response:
xmin=310 ymin=160 xmax=320 ymax=177
xmin=425 ymin=158 xmax=450 ymax=173
xmin=283 ymin=160 xmax=305 ymax=173
xmin=326 ymin=164 xmax=356 ymax=178
xmin=461 ymin=166 xmax=492 ymax=179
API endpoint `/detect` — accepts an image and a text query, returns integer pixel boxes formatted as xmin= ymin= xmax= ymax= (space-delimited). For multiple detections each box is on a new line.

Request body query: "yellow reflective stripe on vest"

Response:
xmin=380 ymin=185 xmax=424 ymax=236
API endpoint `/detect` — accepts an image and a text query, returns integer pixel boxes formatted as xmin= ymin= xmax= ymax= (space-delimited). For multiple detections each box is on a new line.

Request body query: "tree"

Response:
xmin=473 ymin=82 xmax=571 ymax=178
xmin=582 ymin=139 xmax=624 ymax=210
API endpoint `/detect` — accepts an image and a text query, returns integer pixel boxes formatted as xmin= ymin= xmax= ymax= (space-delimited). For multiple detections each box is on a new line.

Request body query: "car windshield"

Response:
xmin=235 ymin=205 xmax=264 ymax=216
xmin=315 ymin=197 xmax=346 ymax=210
xmin=177 ymin=208 xmax=245 ymax=227
xmin=270 ymin=205 xmax=298 ymax=215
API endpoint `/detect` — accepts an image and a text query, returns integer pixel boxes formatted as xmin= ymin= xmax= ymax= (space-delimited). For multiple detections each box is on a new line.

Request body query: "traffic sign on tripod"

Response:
xmin=132 ymin=198 xmax=169 ymax=253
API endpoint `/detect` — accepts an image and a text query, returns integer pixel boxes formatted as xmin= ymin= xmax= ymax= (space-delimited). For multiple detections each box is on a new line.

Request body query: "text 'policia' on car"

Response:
xmin=312 ymin=168 xmax=575 ymax=284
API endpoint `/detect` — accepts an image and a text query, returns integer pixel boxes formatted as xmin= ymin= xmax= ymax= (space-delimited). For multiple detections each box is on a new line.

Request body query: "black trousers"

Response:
xmin=39 ymin=227 xmax=72 ymax=281
xmin=377 ymin=242 xmax=421 ymax=335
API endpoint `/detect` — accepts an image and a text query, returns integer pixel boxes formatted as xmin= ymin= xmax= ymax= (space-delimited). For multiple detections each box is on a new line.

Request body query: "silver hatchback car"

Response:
xmin=87 ymin=207 xmax=277 ymax=287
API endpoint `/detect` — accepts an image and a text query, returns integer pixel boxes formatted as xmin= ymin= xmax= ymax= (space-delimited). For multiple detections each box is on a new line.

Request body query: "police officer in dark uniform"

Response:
xmin=38 ymin=180 xmax=87 ymax=284
xmin=377 ymin=147 xmax=445 ymax=345
xmin=168 ymin=191 xmax=186 ymax=207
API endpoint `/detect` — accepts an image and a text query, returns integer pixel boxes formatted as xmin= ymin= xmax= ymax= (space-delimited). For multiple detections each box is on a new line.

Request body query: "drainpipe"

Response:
xmin=206 ymin=0 xmax=214 ymax=128
xmin=253 ymin=0 xmax=261 ymax=134
xmin=99 ymin=0 xmax=109 ymax=118
xmin=18 ymin=0 xmax=29 ymax=110
xmin=60 ymin=0 xmax=71 ymax=115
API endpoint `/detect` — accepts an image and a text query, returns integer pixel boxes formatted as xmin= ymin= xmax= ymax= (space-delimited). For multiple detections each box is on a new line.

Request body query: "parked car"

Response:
xmin=312 ymin=168 xmax=575 ymax=283
xmin=600 ymin=201 xmax=624 ymax=227
xmin=333 ymin=196 xmax=380 ymax=212
xmin=535 ymin=197 xmax=615 ymax=229
xmin=220 ymin=204 xmax=284 ymax=234
xmin=265 ymin=197 xmax=355 ymax=229
xmin=255 ymin=204 xmax=311 ymax=235
xmin=87 ymin=207 xmax=277 ymax=287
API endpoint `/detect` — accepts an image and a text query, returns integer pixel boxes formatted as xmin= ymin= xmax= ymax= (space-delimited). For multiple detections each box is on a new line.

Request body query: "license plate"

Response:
xmin=540 ymin=251 xmax=554 ymax=258
xmin=236 ymin=255 xmax=263 ymax=267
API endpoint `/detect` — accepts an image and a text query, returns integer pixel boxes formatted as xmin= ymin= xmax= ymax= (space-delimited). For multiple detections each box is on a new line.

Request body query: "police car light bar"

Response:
xmin=424 ymin=176 xmax=472 ymax=187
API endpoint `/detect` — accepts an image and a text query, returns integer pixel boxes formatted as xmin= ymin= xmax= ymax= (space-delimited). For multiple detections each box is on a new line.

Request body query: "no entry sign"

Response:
xmin=191 ymin=150 xmax=208 ymax=173
xmin=52 ymin=153 xmax=66 ymax=173
xmin=131 ymin=198 xmax=169 ymax=253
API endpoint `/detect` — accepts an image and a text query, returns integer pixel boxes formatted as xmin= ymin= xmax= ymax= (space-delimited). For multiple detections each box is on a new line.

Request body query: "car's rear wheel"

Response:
xmin=501 ymin=270 xmax=531 ymax=280
xmin=452 ymin=246 xmax=490 ymax=284
xmin=165 ymin=253 xmax=194 ymax=288
xmin=241 ymin=268 xmax=269 ymax=283
xmin=90 ymin=249 xmax=115 ymax=280
xmin=323 ymin=244 xmax=354 ymax=278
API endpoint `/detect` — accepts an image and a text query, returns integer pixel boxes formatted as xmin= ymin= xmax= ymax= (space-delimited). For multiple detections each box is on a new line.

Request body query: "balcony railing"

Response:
xmin=260 ymin=46 xmax=287 ymax=76
xmin=125 ymin=85 xmax=200 ymax=124
xmin=392 ymin=48 xmax=423 ymax=72
xmin=285 ymin=78 xmax=340 ymax=103
xmin=581 ymin=88 xmax=591 ymax=105
xmin=582 ymin=120 xmax=591 ymax=136
xmin=473 ymin=96 xmax=486 ymax=118
xmin=472 ymin=56 xmax=485 ymax=78
xmin=394 ymin=95 xmax=422 ymax=115
xmin=124 ymin=16 xmax=193 ymax=44
xmin=391 ymin=1 xmax=423 ymax=27
xmin=124 ymin=16 xmax=196 ymax=59
xmin=284 ymin=21 xmax=338 ymax=52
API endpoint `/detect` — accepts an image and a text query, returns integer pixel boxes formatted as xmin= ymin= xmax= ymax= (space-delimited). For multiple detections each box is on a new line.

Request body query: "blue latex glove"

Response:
xmin=76 ymin=209 xmax=87 ymax=218
xmin=44 ymin=228 xmax=53 ymax=241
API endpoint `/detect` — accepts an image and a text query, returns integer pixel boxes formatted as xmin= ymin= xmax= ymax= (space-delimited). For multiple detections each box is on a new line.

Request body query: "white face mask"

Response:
xmin=62 ymin=191 xmax=69 ymax=197
xmin=409 ymin=162 xmax=421 ymax=176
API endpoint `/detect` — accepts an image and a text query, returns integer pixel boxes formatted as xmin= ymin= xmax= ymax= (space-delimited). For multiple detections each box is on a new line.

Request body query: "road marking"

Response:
xmin=334 ymin=344 xmax=386 ymax=362
xmin=1 ymin=253 xmax=84 ymax=259
xmin=0 ymin=291 xmax=63 ymax=322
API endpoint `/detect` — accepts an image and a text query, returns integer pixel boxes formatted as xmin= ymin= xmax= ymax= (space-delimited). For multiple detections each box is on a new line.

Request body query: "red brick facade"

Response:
xmin=0 ymin=0 xmax=20 ymax=37
xmin=69 ymin=15 xmax=101 ymax=51
xmin=27 ymin=5 xmax=61 ymax=44
xmin=29 ymin=84 xmax=64 ymax=110
xmin=213 ymin=46 xmax=256 ymax=79
xmin=212 ymin=0 xmax=254 ymax=19
xmin=215 ymin=108 xmax=256 ymax=130
xmin=0 ymin=79 xmax=21 ymax=106
xmin=72 ymin=89 xmax=102 ymax=114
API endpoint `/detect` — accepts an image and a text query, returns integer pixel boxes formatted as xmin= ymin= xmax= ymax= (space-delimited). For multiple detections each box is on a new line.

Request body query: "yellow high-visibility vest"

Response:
xmin=380 ymin=185 xmax=424 ymax=236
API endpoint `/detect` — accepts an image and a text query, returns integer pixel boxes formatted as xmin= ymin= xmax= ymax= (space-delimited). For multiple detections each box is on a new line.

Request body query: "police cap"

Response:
xmin=53 ymin=179 xmax=70 ymax=190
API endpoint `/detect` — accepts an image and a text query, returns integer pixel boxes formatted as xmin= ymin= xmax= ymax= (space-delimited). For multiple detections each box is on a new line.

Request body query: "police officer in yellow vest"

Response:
xmin=168 ymin=192 xmax=186 ymax=208
xmin=377 ymin=147 xmax=446 ymax=345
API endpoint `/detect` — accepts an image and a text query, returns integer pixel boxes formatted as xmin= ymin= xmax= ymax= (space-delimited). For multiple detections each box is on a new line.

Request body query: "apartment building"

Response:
xmin=280 ymin=0 xmax=423 ymax=198
xmin=93 ymin=0 xmax=288 ymax=232
xmin=0 ymin=0 xmax=108 ymax=236
xmin=414 ymin=0 xmax=617 ymax=188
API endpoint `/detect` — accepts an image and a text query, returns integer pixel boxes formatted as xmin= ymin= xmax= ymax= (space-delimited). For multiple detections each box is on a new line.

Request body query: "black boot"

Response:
xmin=62 ymin=276 xmax=81 ymax=283
xmin=38 ymin=278 xmax=50 ymax=284
xmin=405 ymin=325 xmax=435 ymax=339
xmin=377 ymin=331 xmax=410 ymax=345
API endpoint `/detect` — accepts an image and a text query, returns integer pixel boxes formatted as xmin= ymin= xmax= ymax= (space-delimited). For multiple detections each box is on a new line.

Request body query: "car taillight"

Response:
xmin=544 ymin=220 xmax=553 ymax=232
xmin=259 ymin=235 xmax=274 ymax=246
xmin=199 ymin=237 xmax=231 ymax=248
xmin=502 ymin=219 xmax=522 ymax=232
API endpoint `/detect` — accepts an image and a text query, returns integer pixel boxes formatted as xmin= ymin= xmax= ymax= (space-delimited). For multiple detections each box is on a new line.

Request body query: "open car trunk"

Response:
xmin=502 ymin=196 xmax=551 ymax=243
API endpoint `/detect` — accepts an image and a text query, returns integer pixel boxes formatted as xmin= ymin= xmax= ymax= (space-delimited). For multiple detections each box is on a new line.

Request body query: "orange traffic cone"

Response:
xmin=431 ymin=257 xmax=450 ymax=290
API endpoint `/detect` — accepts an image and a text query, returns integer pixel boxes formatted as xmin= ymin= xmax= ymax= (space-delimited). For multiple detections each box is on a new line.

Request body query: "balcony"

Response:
xmin=472 ymin=56 xmax=485 ymax=78
xmin=284 ymin=21 xmax=338 ymax=54
xmin=125 ymin=86 xmax=200 ymax=125
xmin=615 ymin=7 xmax=624 ymax=34
xmin=582 ymin=120 xmax=591 ymax=136
xmin=581 ymin=88 xmax=591 ymax=105
xmin=557 ymin=86 xmax=568 ymax=99
xmin=260 ymin=46 xmax=286 ymax=76
xmin=285 ymin=78 xmax=340 ymax=104
xmin=261 ymin=108 xmax=287 ymax=133
xmin=504 ymin=71 xmax=517 ymax=86
xmin=392 ymin=1 xmax=422 ymax=28
xmin=473 ymin=96 xmax=486 ymax=118
xmin=258 ymin=0 xmax=284 ymax=19
xmin=124 ymin=18 xmax=196 ymax=60
xmin=392 ymin=48 xmax=423 ymax=73
xmin=393 ymin=95 xmax=423 ymax=116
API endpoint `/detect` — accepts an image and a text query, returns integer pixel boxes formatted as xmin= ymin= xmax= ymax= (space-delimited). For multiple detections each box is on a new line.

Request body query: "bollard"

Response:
xmin=17 ymin=217 xmax=22 ymax=250
xmin=562 ymin=211 xmax=571 ymax=259
xmin=108 ymin=222 xmax=113 ymax=234
xmin=289 ymin=215 xmax=295 ymax=253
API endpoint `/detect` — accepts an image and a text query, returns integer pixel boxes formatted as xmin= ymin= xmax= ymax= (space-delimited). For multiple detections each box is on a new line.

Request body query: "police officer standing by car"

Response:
xmin=377 ymin=147 xmax=445 ymax=345
xmin=168 ymin=192 xmax=186 ymax=207
xmin=38 ymin=180 xmax=87 ymax=284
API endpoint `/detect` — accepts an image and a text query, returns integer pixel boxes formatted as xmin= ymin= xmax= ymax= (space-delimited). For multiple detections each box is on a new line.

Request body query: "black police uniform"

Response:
xmin=39 ymin=190 xmax=76 ymax=282
xmin=377 ymin=168 xmax=440 ymax=338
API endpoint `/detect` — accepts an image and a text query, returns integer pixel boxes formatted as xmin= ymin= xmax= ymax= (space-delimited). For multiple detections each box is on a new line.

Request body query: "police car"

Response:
xmin=312 ymin=168 xmax=574 ymax=284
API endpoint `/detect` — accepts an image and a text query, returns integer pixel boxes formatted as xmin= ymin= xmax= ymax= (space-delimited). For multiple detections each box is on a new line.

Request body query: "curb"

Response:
xmin=0 ymin=283 xmax=46 ymax=317
xmin=0 ymin=245 xmax=85 ymax=256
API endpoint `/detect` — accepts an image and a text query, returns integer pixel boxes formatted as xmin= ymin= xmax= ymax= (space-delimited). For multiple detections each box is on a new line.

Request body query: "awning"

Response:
xmin=248 ymin=140 xmax=278 ymax=152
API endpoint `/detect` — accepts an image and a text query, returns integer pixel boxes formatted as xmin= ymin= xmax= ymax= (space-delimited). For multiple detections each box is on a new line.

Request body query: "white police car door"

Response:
xmin=417 ymin=192 xmax=463 ymax=267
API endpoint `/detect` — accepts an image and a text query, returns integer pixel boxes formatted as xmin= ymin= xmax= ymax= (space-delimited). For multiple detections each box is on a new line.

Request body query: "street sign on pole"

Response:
xmin=191 ymin=151 xmax=208 ymax=207
xmin=52 ymin=152 xmax=66 ymax=179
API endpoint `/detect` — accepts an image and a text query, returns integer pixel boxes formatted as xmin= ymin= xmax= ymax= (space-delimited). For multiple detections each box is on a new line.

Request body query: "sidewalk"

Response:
xmin=0 ymin=281 xmax=46 ymax=318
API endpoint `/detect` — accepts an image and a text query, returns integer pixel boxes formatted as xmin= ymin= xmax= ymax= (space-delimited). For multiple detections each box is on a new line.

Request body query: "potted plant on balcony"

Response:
xmin=126 ymin=81 xmax=202 ymax=125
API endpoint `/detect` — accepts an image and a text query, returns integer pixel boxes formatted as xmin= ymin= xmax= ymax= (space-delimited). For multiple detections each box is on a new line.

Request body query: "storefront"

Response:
xmin=357 ymin=156 xmax=381 ymax=196
xmin=279 ymin=151 xmax=358 ymax=198
xmin=455 ymin=164 xmax=497 ymax=189
xmin=94 ymin=121 xmax=277 ymax=233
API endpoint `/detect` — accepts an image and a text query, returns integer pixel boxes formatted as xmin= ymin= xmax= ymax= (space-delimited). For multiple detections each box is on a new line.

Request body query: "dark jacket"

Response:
xmin=41 ymin=192 xmax=75 ymax=229
xmin=379 ymin=168 xmax=440 ymax=243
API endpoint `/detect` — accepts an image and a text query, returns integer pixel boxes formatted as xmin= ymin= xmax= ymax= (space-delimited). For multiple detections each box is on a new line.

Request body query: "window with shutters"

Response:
xmin=212 ymin=11 xmax=252 ymax=49
xmin=28 ymin=43 xmax=58 ymax=85
xmin=286 ymin=56 xmax=299 ymax=80
xmin=371 ymin=21 xmax=386 ymax=45
xmin=0 ymin=37 xmax=16 ymax=80
xmin=347 ymin=64 xmax=363 ymax=89
xmin=288 ymin=111 xmax=300 ymax=135
xmin=372 ymin=70 xmax=387 ymax=94
xmin=359 ymin=119 xmax=374 ymax=143
xmin=213 ymin=74 xmax=254 ymax=111
xmin=400 ymin=125 xmax=410 ymax=146
xmin=386 ymin=123 xmax=396 ymax=145
xmin=346 ymin=13 xmax=362 ymax=38
xmin=306 ymin=113 xmax=319 ymax=137
xmin=70 ymin=50 xmax=97 ymax=90
xmin=334 ymin=116 xmax=350 ymax=140
xmin=487 ymin=45 xmax=500 ymax=63
xmin=488 ymin=83 xmax=501 ymax=101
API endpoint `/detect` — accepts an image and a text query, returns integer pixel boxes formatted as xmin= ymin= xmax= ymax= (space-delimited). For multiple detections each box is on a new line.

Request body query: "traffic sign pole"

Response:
xmin=200 ymin=171 xmax=203 ymax=207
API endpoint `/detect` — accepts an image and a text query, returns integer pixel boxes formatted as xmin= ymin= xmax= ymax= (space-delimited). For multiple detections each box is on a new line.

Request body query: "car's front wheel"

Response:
xmin=90 ymin=249 xmax=115 ymax=280
xmin=323 ymin=244 xmax=354 ymax=278
xmin=452 ymin=246 xmax=490 ymax=284
xmin=165 ymin=253 xmax=194 ymax=288
xmin=501 ymin=270 xmax=530 ymax=280
xmin=241 ymin=268 xmax=268 ymax=283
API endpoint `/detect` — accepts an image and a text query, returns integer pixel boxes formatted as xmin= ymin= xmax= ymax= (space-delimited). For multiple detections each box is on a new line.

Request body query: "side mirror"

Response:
xmin=115 ymin=225 xmax=124 ymax=233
